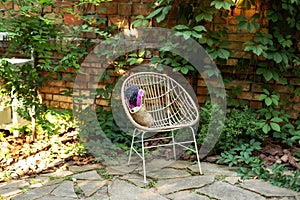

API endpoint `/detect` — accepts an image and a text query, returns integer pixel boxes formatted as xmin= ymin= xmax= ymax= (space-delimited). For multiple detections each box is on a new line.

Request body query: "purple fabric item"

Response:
xmin=136 ymin=89 xmax=144 ymax=107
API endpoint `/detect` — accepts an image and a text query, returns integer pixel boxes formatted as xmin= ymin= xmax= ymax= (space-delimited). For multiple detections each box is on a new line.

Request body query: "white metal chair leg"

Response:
xmin=190 ymin=127 xmax=203 ymax=175
xmin=141 ymin=132 xmax=147 ymax=183
xmin=128 ymin=129 xmax=137 ymax=165
xmin=172 ymin=131 xmax=176 ymax=160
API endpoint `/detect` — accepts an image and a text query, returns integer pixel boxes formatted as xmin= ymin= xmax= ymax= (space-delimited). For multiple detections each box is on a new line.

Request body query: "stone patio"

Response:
xmin=0 ymin=159 xmax=299 ymax=200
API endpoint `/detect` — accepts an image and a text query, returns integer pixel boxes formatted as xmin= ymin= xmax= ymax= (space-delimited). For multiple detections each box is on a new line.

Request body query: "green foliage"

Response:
xmin=0 ymin=0 xmax=112 ymax=139
xmin=96 ymin=107 xmax=131 ymax=149
xmin=217 ymin=140 xmax=300 ymax=191
xmin=198 ymin=101 xmax=263 ymax=152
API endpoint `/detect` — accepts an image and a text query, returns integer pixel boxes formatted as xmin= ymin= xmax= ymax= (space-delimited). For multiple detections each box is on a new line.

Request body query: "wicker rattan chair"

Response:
xmin=121 ymin=72 xmax=202 ymax=183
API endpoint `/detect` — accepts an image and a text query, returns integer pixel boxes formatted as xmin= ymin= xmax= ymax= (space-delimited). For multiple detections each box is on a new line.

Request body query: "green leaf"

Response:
xmin=259 ymin=94 xmax=267 ymax=100
xmin=271 ymin=117 xmax=283 ymax=123
xmin=193 ymin=25 xmax=207 ymax=32
xmin=263 ymin=124 xmax=271 ymax=134
xmin=263 ymin=70 xmax=273 ymax=81
xmin=174 ymin=24 xmax=189 ymax=30
xmin=146 ymin=7 xmax=163 ymax=19
xmin=270 ymin=122 xmax=281 ymax=132
xmin=265 ymin=97 xmax=273 ymax=106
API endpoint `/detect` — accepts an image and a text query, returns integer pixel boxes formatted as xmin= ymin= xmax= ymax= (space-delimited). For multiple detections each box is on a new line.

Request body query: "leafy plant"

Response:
xmin=198 ymin=101 xmax=263 ymax=152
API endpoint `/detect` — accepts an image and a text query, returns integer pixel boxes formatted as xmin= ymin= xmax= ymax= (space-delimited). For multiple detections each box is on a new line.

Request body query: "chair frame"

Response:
xmin=121 ymin=72 xmax=202 ymax=183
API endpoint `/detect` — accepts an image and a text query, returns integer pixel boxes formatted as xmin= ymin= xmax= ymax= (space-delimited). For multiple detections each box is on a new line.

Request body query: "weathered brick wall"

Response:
xmin=1 ymin=0 xmax=299 ymax=119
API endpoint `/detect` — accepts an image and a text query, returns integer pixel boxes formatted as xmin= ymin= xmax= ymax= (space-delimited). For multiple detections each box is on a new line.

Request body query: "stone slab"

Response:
xmin=11 ymin=184 xmax=58 ymax=200
xmin=121 ymin=173 xmax=147 ymax=187
xmin=189 ymin=162 xmax=237 ymax=177
xmin=106 ymin=164 xmax=138 ymax=176
xmin=196 ymin=181 xmax=266 ymax=200
xmin=77 ymin=179 xmax=108 ymax=197
xmin=0 ymin=187 xmax=23 ymax=199
xmin=156 ymin=175 xmax=215 ymax=195
xmin=108 ymin=179 xmax=167 ymax=200
xmin=73 ymin=170 xmax=102 ymax=180
xmin=241 ymin=180 xmax=298 ymax=197
xmin=147 ymin=168 xmax=191 ymax=180
xmin=0 ymin=180 xmax=30 ymax=189
xmin=38 ymin=195 xmax=77 ymax=200
xmin=146 ymin=159 xmax=174 ymax=172
xmin=68 ymin=163 xmax=102 ymax=173
xmin=168 ymin=160 xmax=191 ymax=169
xmin=166 ymin=190 xmax=210 ymax=200
xmin=224 ymin=176 xmax=240 ymax=185
xmin=41 ymin=170 xmax=73 ymax=178
xmin=85 ymin=186 xmax=110 ymax=200
xmin=51 ymin=181 xmax=77 ymax=198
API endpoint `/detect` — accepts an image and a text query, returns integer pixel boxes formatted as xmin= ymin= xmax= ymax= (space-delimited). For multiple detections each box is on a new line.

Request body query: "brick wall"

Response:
xmin=1 ymin=0 xmax=299 ymax=119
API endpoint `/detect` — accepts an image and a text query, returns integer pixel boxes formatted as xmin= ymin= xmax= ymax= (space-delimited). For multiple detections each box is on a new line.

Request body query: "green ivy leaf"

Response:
xmin=265 ymin=97 xmax=273 ymax=106
xmin=271 ymin=117 xmax=283 ymax=123
xmin=193 ymin=25 xmax=207 ymax=32
xmin=146 ymin=7 xmax=163 ymax=19
xmin=270 ymin=122 xmax=281 ymax=132
xmin=263 ymin=70 xmax=273 ymax=81
xmin=173 ymin=24 xmax=189 ymax=30
xmin=263 ymin=124 xmax=271 ymax=134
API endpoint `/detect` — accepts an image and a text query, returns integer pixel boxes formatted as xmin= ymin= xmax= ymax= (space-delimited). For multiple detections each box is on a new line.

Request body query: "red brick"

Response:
xmin=197 ymin=96 xmax=207 ymax=104
xmin=60 ymin=102 xmax=71 ymax=109
xmin=251 ymin=84 xmax=263 ymax=93
xmin=227 ymin=58 xmax=238 ymax=66
xmin=250 ymin=101 xmax=262 ymax=109
xmin=50 ymin=101 xmax=60 ymax=108
xmin=64 ymin=13 xmax=82 ymax=25
xmin=226 ymin=81 xmax=250 ymax=91
xmin=50 ymin=87 xmax=61 ymax=94
xmin=237 ymin=92 xmax=253 ymax=100
xmin=118 ymin=4 xmax=132 ymax=16
xmin=97 ymin=3 xmax=118 ymax=15
xmin=197 ymin=87 xmax=208 ymax=95
xmin=132 ymin=3 xmax=152 ymax=16
xmin=45 ymin=94 xmax=53 ymax=100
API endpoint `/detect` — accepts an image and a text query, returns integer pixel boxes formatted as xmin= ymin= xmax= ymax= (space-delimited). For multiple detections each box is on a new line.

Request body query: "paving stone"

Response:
xmin=37 ymin=195 xmax=77 ymax=200
xmin=167 ymin=160 xmax=191 ymax=169
xmin=85 ymin=186 xmax=110 ymax=200
xmin=11 ymin=184 xmax=58 ymax=200
xmin=41 ymin=170 xmax=73 ymax=178
xmin=268 ymin=198 xmax=296 ymax=200
xmin=196 ymin=181 xmax=266 ymax=200
xmin=241 ymin=180 xmax=298 ymax=197
xmin=166 ymin=190 xmax=210 ymax=200
xmin=296 ymin=195 xmax=300 ymax=200
xmin=0 ymin=180 xmax=30 ymax=189
xmin=121 ymin=173 xmax=147 ymax=187
xmin=106 ymin=164 xmax=138 ymax=176
xmin=0 ymin=187 xmax=23 ymax=199
xmin=73 ymin=170 xmax=102 ymax=180
xmin=224 ymin=177 xmax=240 ymax=185
xmin=102 ymin=155 xmax=129 ymax=166
xmin=51 ymin=181 xmax=77 ymax=198
xmin=68 ymin=163 xmax=102 ymax=173
xmin=156 ymin=175 xmax=215 ymax=195
xmin=147 ymin=168 xmax=191 ymax=180
xmin=189 ymin=162 xmax=237 ymax=177
xmin=108 ymin=179 xmax=167 ymax=200
xmin=77 ymin=179 xmax=108 ymax=197
xmin=146 ymin=159 xmax=174 ymax=172
xmin=0 ymin=180 xmax=29 ymax=199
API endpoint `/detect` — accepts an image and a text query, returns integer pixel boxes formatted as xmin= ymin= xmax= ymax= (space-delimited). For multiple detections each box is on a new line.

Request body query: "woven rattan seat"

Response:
xmin=121 ymin=72 xmax=202 ymax=183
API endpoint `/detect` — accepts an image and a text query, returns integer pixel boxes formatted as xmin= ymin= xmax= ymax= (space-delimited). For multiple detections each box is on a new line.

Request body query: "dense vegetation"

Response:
xmin=0 ymin=0 xmax=299 ymax=191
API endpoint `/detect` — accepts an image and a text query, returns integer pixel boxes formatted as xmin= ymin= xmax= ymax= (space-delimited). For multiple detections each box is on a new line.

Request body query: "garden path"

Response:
xmin=1 ymin=158 xmax=299 ymax=200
